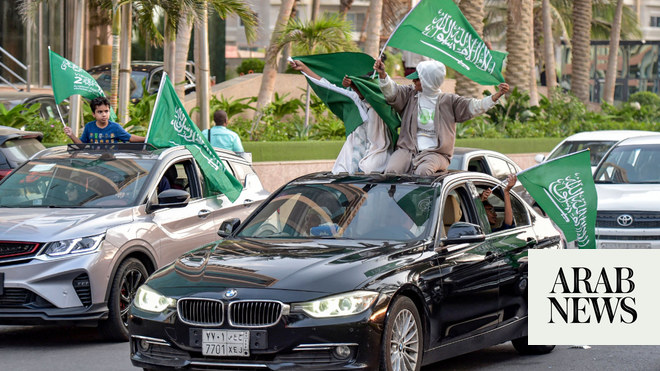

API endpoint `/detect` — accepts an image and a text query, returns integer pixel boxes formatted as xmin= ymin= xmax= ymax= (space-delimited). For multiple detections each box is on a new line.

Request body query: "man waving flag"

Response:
xmin=146 ymin=74 xmax=242 ymax=202
xmin=382 ymin=0 xmax=506 ymax=85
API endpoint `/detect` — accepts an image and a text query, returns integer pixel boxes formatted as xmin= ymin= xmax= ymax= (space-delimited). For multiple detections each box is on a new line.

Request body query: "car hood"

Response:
xmin=596 ymin=184 xmax=660 ymax=211
xmin=0 ymin=207 xmax=134 ymax=242
xmin=147 ymin=238 xmax=422 ymax=300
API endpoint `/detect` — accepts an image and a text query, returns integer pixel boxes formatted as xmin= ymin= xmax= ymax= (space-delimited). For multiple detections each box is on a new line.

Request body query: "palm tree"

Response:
xmin=455 ymin=0 xmax=485 ymax=99
xmin=602 ymin=0 xmax=624 ymax=104
xmin=542 ymin=0 xmax=557 ymax=91
xmin=571 ymin=0 xmax=592 ymax=104
xmin=339 ymin=0 xmax=354 ymax=19
xmin=363 ymin=0 xmax=382 ymax=58
xmin=505 ymin=0 xmax=533 ymax=92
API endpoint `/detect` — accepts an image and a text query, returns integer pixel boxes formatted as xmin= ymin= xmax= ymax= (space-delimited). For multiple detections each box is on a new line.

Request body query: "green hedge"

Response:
xmin=244 ymin=138 xmax=563 ymax=162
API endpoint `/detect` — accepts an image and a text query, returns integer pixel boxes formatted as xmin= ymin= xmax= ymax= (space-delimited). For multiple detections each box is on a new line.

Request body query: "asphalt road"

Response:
xmin=1 ymin=325 xmax=659 ymax=370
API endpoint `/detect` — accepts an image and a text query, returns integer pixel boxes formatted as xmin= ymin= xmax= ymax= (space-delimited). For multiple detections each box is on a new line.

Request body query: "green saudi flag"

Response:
xmin=49 ymin=48 xmax=117 ymax=121
xmin=384 ymin=0 xmax=506 ymax=85
xmin=517 ymin=150 xmax=598 ymax=249
xmin=145 ymin=74 xmax=242 ymax=202
xmin=293 ymin=53 xmax=400 ymax=143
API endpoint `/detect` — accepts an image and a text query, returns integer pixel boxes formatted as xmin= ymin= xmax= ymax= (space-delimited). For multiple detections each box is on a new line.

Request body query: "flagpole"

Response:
xmin=47 ymin=45 xmax=67 ymax=127
xmin=144 ymin=72 xmax=168 ymax=141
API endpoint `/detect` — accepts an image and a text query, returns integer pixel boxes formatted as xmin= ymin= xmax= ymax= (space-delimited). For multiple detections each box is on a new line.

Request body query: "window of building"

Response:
xmin=650 ymin=16 xmax=660 ymax=27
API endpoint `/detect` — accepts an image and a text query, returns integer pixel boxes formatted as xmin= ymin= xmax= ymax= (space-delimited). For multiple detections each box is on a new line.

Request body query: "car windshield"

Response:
xmin=547 ymin=140 xmax=617 ymax=166
xmin=0 ymin=138 xmax=45 ymax=167
xmin=594 ymin=144 xmax=660 ymax=184
xmin=0 ymin=156 xmax=155 ymax=208
xmin=237 ymin=183 xmax=437 ymax=241
xmin=90 ymin=70 xmax=148 ymax=100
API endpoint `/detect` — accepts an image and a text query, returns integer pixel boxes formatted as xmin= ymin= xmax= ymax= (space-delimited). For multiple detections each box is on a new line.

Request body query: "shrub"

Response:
xmin=236 ymin=58 xmax=265 ymax=75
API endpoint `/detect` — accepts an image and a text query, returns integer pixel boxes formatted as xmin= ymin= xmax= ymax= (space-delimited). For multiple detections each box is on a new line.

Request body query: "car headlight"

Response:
xmin=293 ymin=291 xmax=379 ymax=318
xmin=44 ymin=234 xmax=105 ymax=257
xmin=134 ymin=285 xmax=176 ymax=313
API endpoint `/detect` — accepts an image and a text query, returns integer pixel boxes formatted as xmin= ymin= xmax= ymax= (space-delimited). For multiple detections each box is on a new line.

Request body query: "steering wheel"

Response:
xmin=254 ymin=223 xmax=279 ymax=237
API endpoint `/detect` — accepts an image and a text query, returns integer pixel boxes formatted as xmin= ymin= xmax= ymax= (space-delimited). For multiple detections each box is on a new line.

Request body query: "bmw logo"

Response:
xmin=224 ymin=289 xmax=238 ymax=298
xmin=616 ymin=214 xmax=633 ymax=227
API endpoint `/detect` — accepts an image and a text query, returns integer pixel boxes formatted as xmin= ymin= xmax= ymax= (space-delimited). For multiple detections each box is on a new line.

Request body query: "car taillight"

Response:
xmin=0 ymin=169 xmax=12 ymax=180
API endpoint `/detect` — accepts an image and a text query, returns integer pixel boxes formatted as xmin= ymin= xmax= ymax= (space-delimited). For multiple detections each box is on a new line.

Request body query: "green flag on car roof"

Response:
xmin=145 ymin=74 xmax=242 ymax=202
xmin=517 ymin=150 xmax=598 ymax=249
xmin=292 ymin=52 xmax=401 ymax=143
xmin=383 ymin=0 xmax=506 ymax=85
xmin=48 ymin=48 xmax=118 ymax=121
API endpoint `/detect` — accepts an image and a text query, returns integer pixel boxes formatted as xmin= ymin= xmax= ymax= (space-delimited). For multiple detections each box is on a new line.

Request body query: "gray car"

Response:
xmin=0 ymin=143 xmax=268 ymax=341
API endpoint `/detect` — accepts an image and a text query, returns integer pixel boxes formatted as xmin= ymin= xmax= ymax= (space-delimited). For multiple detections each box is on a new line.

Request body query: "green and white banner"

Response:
xmin=49 ymin=48 xmax=117 ymax=121
xmin=146 ymin=74 xmax=242 ymax=202
xmin=517 ymin=150 xmax=598 ymax=249
xmin=384 ymin=0 xmax=506 ymax=85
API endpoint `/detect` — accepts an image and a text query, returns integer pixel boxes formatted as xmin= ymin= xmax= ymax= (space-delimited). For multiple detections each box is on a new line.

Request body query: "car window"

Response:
xmin=548 ymin=140 xmax=617 ymax=166
xmin=474 ymin=183 xmax=530 ymax=234
xmin=238 ymin=183 xmax=437 ymax=241
xmin=467 ymin=157 xmax=487 ymax=173
xmin=148 ymin=70 xmax=163 ymax=94
xmin=227 ymin=161 xmax=255 ymax=185
xmin=0 ymin=157 xmax=155 ymax=208
xmin=594 ymin=144 xmax=660 ymax=184
xmin=488 ymin=157 xmax=514 ymax=180
xmin=441 ymin=185 xmax=477 ymax=237
xmin=0 ymin=138 xmax=46 ymax=168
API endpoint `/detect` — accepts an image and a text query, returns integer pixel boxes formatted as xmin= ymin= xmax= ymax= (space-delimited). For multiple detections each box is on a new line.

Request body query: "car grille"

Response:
xmin=177 ymin=298 xmax=224 ymax=326
xmin=228 ymin=301 xmax=283 ymax=328
xmin=0 ymin=288 xmax=54 ymax=308
xmin=596 ymin=211 xmax=660 ymax=229
xmin=0 ymin=241 xmax=41 ymax=261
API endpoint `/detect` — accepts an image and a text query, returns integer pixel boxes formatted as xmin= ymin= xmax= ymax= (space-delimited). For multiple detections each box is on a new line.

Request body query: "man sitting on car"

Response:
xmin=63 ymin=97 xmax=145 ymax=144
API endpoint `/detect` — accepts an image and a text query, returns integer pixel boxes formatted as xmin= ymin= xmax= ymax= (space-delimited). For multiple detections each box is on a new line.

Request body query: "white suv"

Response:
xmin=593 ymin=135 xmax=660 ymax=248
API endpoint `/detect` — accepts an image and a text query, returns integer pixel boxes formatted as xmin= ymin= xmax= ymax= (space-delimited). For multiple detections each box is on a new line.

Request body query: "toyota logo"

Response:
xmin=224 ymin=289 xmax=238 ymax=298
xmin=616 ymin=214 xmax=633 ymax=227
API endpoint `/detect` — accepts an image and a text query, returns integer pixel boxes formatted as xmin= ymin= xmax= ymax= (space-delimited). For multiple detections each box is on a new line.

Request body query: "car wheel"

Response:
xmin=100 ymin=258 xmax=148 ymax=342
xmin=380 ymin=296 xmax=422 ymax=371
xmin=511 ymin=336 xmax=555 ymax=355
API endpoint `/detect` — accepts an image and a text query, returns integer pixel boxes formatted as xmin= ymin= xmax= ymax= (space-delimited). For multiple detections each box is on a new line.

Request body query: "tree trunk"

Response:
xmin=571 ymin=0 xmax=593 ymax=104
xmin=69 ymin=0 xmax=86 ymax=135
xmin=505 ymin=0 xmax=532 ymax=92
xmin=175 ymin=13 xmax=193 ymax=100
xmin=254 ymin=0 xmax=296 ymax=119
xmin=164 ymin=14 xmax=176 ymax=85
xmin=542 ymin=0 xmax=557 ymax=92
xmin=455 ymin=0 xmax=484 ymax=99
xmin=311 ymin=0 xmax=321 ymax=20
xmin=195 ymin=3 xmax=211 ymax=130
xmin=603 ymin=0 xmax=624 ymax=104
xmin=528 ymin=2 xmax=538 ymax=106
xmin=339 ymin=0 xmax=354 ymax=19
xmin=363 ymin=0 xmax=382 ymax=58
xmin=118 ymin=2 xmax=132 ymax=123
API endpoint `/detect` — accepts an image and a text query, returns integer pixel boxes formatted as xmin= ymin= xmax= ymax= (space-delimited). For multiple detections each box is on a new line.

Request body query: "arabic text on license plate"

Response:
xmin=202 ymin=330 xmax=250 ymax=357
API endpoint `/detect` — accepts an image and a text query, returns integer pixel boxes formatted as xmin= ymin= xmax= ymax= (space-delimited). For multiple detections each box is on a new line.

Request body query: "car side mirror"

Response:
xmin=534 ymin=154 xmax=545 ymax=163
xmin=218 ymin=218 xmax=240 ymax=238
xmin=146 ymin=189 xmax=190 ymax=213
xmin=244 ymin=173 xmax=263 ymax=191
xmin=443 ymin=222 xmax=486 ymax=245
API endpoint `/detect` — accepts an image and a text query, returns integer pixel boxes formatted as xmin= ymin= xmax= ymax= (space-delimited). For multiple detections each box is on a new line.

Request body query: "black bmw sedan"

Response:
xmin=129 ymin=171 xmax=562 ymax=370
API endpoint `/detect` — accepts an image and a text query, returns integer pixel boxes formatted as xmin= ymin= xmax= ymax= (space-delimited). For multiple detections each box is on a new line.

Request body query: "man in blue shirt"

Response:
xmin=202 ymin=110 xmax=244 ymax=152
xmin=63 ymin=97 xmax=145 ymax=144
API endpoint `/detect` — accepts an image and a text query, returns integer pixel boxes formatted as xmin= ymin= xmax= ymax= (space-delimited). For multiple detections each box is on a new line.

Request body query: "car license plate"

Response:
xmin=600 ymin=242 xmax=651 ymax=249
xmin=202 ymin=330 xmax=250 ymax=357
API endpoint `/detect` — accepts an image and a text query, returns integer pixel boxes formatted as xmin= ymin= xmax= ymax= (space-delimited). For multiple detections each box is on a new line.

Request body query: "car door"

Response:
xmin=471 ymin=179 xmax=537 ymax=326
xmin=212 ymin=158 xmax=266 ymax=227
xmin=430 ymin=180 xmax=501 ymax=347
xmin=151 ymin=158 xmax=223 ymax=265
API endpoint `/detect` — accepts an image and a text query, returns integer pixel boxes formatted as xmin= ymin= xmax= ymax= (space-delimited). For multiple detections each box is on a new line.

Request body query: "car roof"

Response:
xmin=613 ymin=134 xmax=660 ymax=146
xmin=288 ymin=170 xmax=496 ymax=188
xmin=560 ymin=130 xmax=657 ymax=141
xmin=0 ymin=126 xmax=44 ymax=143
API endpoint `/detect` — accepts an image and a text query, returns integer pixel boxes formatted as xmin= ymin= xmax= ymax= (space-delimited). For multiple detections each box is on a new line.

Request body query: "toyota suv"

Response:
xmin=0 ymin=143 xmax=268 ymax=340
xmin=594 ymin=134 xmax=660 ymax=248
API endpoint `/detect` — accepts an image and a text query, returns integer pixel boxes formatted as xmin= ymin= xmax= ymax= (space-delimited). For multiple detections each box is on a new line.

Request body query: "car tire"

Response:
xmin=380 ymin=296 xmax=423 ymax=371
xmin=100 ymin=258 xmax=148 ymax=342
xmin=511 ymin=336 xmax=555 ymax=355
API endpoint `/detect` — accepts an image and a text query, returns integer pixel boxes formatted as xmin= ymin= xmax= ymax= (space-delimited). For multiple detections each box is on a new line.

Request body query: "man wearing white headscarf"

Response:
xmin=374 ymin=58 xmax=509 ymax=175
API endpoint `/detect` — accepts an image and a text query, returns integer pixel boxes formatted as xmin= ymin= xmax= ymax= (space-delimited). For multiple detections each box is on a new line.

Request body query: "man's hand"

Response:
xmin=342 ymin=76 xmax=352 ymax=88
xmin=63 ymin=126 xmax=73 ymax=137
xmin=504 ymin=173 xmax=517 ymax=192
xmin=288 ymin=59 xmax=305 ymax=72
xmin=373 ymin=59 xmax=386 ymax=79
xmin=491 ymin=82 xmax=510 ymax=102
xmin=480 ymin=188 xmax=492 ymax=202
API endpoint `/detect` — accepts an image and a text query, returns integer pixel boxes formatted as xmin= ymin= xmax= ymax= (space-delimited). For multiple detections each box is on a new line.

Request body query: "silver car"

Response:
xmin=0 ymin=143 xmax=268 ymax=341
